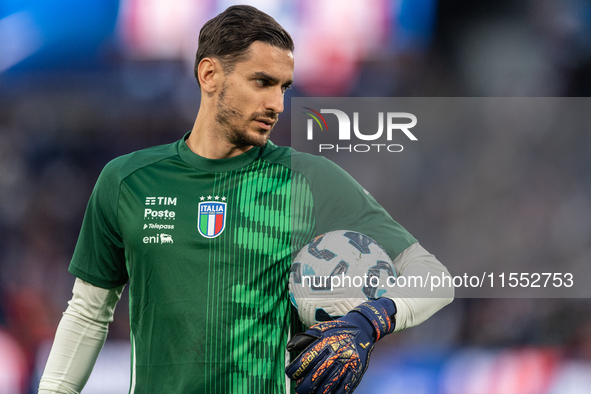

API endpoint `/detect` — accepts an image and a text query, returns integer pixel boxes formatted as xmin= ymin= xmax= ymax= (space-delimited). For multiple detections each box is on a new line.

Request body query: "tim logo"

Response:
xmin=303 ymin=107 xmax=417 ymax=153
xmin=145 ymin=197 xmax=177 ymax=206
xmin=198 ymin=201 xmax=226 ymax=238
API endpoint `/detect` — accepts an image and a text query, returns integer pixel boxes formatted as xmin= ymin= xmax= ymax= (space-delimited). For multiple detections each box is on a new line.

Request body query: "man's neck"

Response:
xmin=188 ymin=116 xmax=253 ymax=160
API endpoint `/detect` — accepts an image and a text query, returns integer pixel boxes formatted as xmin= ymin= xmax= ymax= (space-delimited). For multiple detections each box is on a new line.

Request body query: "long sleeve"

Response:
xmin=386 ymin=242 xmax=454 ymax=331
xmin=38 ymin=278 xmax=124 ymax=393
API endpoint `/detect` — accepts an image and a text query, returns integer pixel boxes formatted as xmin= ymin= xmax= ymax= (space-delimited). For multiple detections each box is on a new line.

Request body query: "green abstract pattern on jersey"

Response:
xmin=203 ymin=163 xmax=314 ymax=393
xmin=68 ymin=133 xmax=415 ymax=393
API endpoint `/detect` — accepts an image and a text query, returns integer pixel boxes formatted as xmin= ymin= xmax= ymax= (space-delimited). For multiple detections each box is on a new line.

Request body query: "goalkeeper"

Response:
xmin=38 ymin=5 xmax=453 ymax=394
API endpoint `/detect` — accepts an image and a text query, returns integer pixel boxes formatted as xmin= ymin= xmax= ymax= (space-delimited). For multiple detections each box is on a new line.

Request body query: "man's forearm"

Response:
xmin=39 ymin=279 xmax=124 ymax=393
xmin=38 ymin=308 xmax=108 ymax=393
xmin=387 ymin=242 xmax=454 ymax=331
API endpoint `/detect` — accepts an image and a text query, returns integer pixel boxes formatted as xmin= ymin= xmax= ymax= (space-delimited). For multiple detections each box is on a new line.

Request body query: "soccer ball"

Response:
xmin=289 ymin=230 xmax=397 ymax=328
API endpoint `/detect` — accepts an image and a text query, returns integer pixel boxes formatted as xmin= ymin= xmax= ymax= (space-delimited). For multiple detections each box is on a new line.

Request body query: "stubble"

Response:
xmin=215 ymin=82 xmax=277 ymax=147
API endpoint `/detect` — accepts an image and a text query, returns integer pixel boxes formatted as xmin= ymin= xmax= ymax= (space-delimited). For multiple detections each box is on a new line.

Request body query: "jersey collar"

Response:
xmin=178 ymin=132 xmax=269 ymax=173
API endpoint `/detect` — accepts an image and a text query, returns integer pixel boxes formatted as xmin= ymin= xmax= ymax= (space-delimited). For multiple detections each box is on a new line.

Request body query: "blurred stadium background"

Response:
xmin=1 ymin=0 xmax=591 ymax=393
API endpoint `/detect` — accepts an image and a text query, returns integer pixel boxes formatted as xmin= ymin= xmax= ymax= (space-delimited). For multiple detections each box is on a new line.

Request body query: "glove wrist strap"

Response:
xmin=351 ymin=298 xmax=396 ymax=341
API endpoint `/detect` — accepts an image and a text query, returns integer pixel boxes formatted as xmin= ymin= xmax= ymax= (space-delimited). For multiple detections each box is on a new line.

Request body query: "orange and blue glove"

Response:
xmin=285 ymin=298 xmax=396 ymax=394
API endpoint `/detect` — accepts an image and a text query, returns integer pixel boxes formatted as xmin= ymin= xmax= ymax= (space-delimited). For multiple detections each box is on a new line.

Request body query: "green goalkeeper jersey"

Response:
xmin=69 ymin=132 xmax=416 ymax=393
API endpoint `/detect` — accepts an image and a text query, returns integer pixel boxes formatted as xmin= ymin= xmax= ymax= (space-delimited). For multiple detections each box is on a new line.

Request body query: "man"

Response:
xmin=39 ymin=5 xmax=453 ymax=394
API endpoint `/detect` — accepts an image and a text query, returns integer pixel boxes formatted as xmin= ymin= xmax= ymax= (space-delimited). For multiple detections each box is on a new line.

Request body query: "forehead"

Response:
xmin=234 ymin=41 xmax=294 ymax=81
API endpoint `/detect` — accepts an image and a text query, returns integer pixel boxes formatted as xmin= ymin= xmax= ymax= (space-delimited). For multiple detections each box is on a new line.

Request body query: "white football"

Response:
xmin=289 ymin=230 xmax=397 ymax=327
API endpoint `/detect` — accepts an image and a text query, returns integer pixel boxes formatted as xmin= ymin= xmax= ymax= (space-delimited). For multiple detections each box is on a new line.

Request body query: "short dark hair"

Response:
xmin=194 ymin=5 xmax=294 ymax=84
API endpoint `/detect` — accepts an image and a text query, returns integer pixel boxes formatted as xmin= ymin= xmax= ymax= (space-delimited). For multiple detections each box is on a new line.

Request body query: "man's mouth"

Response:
xmin=254 ymin=118 xmax=276 ymax=131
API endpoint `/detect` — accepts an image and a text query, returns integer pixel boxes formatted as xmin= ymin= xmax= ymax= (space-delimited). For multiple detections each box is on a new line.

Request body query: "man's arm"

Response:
xmin=285 ymin=243 xmax=453 ymax=393
xmin=386 ymin=242 xmax=454 ymax=331
xmin=39 ymin=278 xmax=124 ymax=394
xmin=290 ymin=154 xmax=454 ymax=326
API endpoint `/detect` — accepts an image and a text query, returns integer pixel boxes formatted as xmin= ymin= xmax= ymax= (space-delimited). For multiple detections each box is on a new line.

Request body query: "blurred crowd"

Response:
xmin=1 ymin=0 xmax=591 ymax=392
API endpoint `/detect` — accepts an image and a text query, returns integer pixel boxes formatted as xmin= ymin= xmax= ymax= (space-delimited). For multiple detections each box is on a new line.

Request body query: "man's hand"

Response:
xmin=285 ymin=298 xmax=396 ymax=394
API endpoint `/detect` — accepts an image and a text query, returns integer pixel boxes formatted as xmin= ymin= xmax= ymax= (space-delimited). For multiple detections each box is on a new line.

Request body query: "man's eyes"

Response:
xmin=255 ymin=79 xmax=291 ymax=93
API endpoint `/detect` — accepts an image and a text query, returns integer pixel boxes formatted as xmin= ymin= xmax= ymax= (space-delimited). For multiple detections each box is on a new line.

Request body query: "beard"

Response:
xmin=215 ymin=82 xmax=278 ymax=147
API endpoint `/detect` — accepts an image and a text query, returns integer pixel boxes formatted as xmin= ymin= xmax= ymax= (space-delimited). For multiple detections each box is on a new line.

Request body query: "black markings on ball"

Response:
xmin=308 ymin=234 xmax=337 ymax=260
xmin=344 ymin=231 xmax=375 ymax=254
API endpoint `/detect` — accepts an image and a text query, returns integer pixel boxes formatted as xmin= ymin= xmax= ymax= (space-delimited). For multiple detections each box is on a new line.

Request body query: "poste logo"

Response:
xmin=303 ymin=107 xmax=417 ymax=153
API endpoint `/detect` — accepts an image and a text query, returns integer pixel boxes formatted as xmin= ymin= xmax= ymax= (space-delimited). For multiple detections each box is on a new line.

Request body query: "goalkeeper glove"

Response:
xmin=285 ymin=298 xmax=396 ymax=394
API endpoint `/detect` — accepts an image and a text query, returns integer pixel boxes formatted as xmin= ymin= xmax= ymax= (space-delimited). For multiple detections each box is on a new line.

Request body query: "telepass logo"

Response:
xmin=303 ymin=107 xmax=417 ymax=153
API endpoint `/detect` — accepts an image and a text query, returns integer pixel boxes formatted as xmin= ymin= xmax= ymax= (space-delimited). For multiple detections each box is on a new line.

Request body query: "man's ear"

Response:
xmin=197 ymin=58 xmax=220 ymax=94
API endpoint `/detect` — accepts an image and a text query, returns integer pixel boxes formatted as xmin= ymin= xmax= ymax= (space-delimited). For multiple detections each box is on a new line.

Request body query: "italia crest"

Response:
xmin=198 ymin=196 xmax=227 ymax=238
